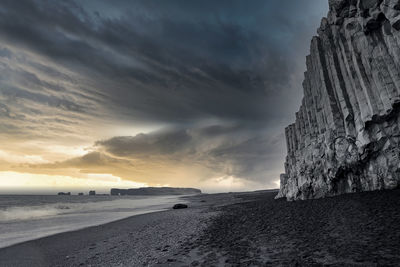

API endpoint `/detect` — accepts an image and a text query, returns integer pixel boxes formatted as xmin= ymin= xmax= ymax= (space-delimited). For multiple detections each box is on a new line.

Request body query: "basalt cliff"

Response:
xmin=277 ymin=0 xmax=400 ymax=200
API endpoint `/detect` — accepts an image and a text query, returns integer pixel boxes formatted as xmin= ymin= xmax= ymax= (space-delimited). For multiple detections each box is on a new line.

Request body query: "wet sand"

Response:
xmin=1 ymin=189 xmax=400 ymax=266
xmin=0 ymin=193 xmax=241 ymax=267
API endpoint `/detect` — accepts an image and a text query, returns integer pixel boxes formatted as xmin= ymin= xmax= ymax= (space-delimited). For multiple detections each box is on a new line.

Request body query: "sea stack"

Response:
xmin=277 ymin=0 xmax=400 ymax=200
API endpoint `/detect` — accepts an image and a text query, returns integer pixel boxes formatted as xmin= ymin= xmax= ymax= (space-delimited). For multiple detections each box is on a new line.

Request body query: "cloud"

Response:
xmin=0 ymin=0 xmax=328 ymax=191
xmin=6 ymin=124 xmax=283 ymax=190
xmin=51 ymin=125 xmax=284 ymax=188
xmin=96 ymin=129 xmax=193 ymax=157
xmin=0 ymin=0 xmax=328 ymax=124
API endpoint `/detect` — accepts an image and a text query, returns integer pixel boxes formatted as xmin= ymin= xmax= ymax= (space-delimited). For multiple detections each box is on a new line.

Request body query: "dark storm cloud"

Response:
xmin=96 ymin=129 xmax=193 ymax=157
xmin=43 ymin=152 xmax=132 ymax=168
xmin=18 ymin=124 xmax=284 ymax=188
xmin=0 ymin=0 xmax=328 ymax=187
xmin=93 ymin=125 xmax=284 ymax=186
xmin=0 ymin=47 xmax=12 ymax=58
xmin=0 ymin=0 xmax=328 ymax=123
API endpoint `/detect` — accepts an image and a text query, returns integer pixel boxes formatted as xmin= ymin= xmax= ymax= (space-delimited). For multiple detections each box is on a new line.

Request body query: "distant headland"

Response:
xmin=110 ymin=187 xmax=201 ymax=196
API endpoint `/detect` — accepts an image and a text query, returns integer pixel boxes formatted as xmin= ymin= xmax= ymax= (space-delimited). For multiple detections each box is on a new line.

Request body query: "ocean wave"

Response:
xmin=0 ymin=196 xmax=178 ymax=222
xmin=0 ymin=206 xmax=66 ymax=222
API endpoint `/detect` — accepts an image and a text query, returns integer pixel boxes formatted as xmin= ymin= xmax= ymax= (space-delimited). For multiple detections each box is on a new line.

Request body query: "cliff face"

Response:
xmin=277 ymin=0 xmax=400 ymax=200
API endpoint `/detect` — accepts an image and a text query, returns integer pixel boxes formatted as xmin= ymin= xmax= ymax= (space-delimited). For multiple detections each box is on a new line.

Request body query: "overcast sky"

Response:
xmin=0 ymin=0 xmax=328 ymax=193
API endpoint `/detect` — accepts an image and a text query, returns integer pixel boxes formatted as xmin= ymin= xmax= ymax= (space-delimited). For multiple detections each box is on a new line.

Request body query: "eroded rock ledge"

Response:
xmin=277 ymin=0 xmax=400 ymax=200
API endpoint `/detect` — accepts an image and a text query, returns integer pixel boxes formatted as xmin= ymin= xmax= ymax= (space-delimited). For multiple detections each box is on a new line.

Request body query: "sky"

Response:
xmin=0 ymin=0 xmax=328 ymax=194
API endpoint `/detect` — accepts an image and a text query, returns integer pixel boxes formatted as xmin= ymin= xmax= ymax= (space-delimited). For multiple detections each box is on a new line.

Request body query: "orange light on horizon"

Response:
xmin=0 ymin=171 xmax=148 ymax=190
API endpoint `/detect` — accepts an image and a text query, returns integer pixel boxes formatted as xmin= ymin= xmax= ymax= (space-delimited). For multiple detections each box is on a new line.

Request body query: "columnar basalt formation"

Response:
xmin=277 ymin=0 xmax=400 ymax=200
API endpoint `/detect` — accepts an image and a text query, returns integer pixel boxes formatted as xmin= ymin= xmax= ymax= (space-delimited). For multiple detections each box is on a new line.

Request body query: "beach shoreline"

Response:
xmin=0 ymin=194 xmax=189 ymax=249
xmin=1 ymin=189 xmax=400 ymax=266
xmin=0 ymin=192 xmax=245 ymax=266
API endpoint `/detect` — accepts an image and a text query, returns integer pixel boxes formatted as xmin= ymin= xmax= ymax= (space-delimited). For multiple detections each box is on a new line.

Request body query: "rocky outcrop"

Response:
xmin=110 ymin=187 xmax=201 ymax=196
xmin=173 ymin=203 xmax=188 ymax=209
xmin=57 ymin=192 xmax=71 ymax=195
xmin=277 ymin=0 xmax=400 ymax=200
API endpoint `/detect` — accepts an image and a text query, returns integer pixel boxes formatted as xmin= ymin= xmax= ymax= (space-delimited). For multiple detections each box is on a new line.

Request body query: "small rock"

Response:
xmin=173 ymin=203 xmax=188 ymax=209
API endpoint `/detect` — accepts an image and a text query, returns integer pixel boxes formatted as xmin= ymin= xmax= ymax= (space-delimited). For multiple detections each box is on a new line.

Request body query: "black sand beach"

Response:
xmin=1 ymin=189 xmax=400 ymax=266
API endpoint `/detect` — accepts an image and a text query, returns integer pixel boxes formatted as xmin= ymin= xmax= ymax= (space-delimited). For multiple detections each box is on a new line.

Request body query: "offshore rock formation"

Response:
xmin=277 ymin=0 xmax=400 ymax=200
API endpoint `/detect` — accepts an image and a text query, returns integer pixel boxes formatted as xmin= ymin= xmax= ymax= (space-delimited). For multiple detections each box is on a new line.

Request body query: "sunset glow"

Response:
xmin=0 ymin=0 xmax=328 ymax=193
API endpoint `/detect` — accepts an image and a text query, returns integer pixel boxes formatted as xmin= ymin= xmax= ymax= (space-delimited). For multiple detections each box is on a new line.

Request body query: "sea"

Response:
xmin=0 ymin=194 xmax=184 ymax=248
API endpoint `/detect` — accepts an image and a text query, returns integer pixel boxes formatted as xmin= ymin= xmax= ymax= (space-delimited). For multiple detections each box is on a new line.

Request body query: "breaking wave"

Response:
xmin=0 ymin=197 xmax=179 ymax=222
xmin=0 ymin=205 xmax=72 ymax=222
